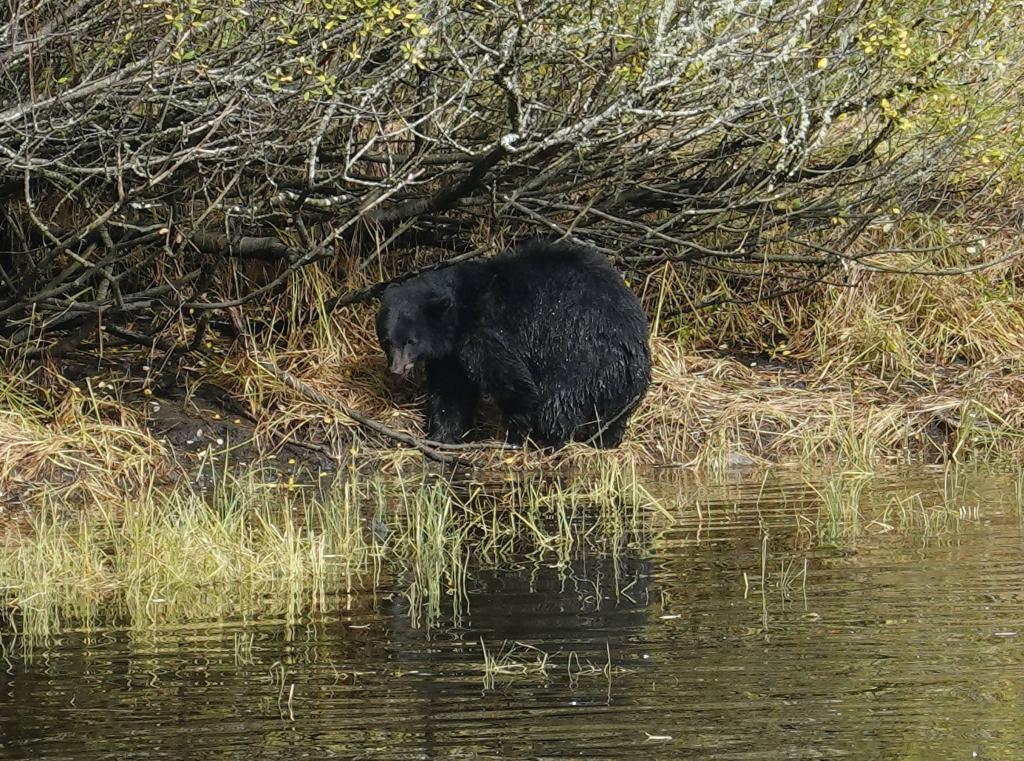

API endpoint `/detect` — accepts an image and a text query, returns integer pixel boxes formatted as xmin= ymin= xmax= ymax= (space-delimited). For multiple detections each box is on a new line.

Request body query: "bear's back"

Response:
xmin=481 ymin=239 xmax=629 ymax=306
xmin=492 ymin=238 xmax=611 ymax=279
xmin=466 ymin=238 xmax=648 ymax=358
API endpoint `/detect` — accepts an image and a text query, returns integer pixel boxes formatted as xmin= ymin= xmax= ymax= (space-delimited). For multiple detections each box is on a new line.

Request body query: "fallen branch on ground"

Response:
xmin=251 ymin=357 xmax=470 ymax=466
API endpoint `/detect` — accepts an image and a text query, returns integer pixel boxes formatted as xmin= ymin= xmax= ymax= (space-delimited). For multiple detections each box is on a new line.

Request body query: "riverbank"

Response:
xmin=2 ymin=215 xmax=1023 ymax=508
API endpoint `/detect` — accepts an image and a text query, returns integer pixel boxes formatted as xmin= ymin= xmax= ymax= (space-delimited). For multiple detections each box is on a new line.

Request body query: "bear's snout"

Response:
xmin=389 ymin=346 xmax=415 ymax=377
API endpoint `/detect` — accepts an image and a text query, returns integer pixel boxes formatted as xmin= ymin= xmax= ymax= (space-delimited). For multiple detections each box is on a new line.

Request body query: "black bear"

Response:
xmin=375 ymin=239 xmax=651 ymax=449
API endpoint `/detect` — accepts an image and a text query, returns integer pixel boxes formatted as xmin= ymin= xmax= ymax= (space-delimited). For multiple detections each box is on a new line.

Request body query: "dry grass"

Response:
xmin=645 ymin=344 xmax=1024 ymax=468
xmin=680 ymin=218 xmax=1024 ymax=373
xmin=0 ymin=372 xmax=170 ymax=506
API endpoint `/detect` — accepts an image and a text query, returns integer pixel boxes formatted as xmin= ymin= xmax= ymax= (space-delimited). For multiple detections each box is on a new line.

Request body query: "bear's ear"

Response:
xmin=425 ymin=291 xmax=454 ymax=316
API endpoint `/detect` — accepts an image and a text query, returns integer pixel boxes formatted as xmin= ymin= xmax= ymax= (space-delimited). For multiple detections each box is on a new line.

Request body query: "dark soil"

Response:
xmin=50 ymin=350 xmax=341 ymax=484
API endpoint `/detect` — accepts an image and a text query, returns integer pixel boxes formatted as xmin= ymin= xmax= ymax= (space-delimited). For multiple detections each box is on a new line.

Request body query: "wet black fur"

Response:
xmin=375 ymin=239 xmax=652 ymax=449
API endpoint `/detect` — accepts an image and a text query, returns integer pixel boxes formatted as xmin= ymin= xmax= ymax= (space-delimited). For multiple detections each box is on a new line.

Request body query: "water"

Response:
xmin=3 ymin=468 xmax=1024 ymax=760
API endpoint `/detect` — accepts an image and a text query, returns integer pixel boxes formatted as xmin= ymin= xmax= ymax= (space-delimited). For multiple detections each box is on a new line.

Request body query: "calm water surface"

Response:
xmin=2 ymin=468 xmax=1024 ymax=760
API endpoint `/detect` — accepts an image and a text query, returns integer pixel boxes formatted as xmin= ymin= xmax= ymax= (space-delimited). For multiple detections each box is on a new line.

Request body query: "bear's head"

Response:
xmin=376 ymin=272 xmax=457 ymax=376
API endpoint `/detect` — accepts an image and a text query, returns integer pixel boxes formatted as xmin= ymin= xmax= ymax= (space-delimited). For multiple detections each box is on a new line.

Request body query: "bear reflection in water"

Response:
xmin=375 ymin=239 xmax=651 ymax=449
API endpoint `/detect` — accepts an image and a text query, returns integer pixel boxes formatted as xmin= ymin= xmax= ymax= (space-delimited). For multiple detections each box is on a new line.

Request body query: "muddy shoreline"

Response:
xmin=43 ymin=345 xmax=818 ymax=476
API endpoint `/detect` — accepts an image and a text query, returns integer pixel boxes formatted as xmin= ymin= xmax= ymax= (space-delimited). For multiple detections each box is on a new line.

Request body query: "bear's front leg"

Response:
xmin=458 ymin=335 xmax=540 ymax=447
xmin=424 ymin=359 xmax=479 ymax=444
xmin=485 ymin=356 xmax=540 ymax=447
